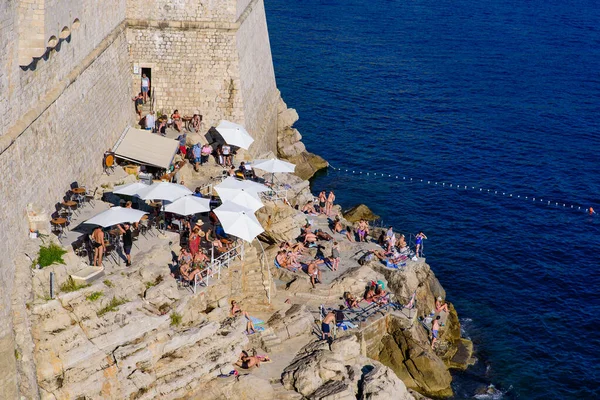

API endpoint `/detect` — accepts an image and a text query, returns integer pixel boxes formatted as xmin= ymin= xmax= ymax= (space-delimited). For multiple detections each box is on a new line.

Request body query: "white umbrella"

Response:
xmin=135 ymin=181 xmax=192 ymax=202
xmin=163 ymin=195 xmax=211 ymax=216
xmin=224 ymin=190 xmax=264 ymax=212
xmin=215 ymin=120 xmax=254 ymax=150
xmin=86 ymin=206 xmax=147 ymax=228
xmin=214 ymin=177 xmax=270 ymax=200
xmin=252 ymin=158 xmax=296 ymax=174
xmin=113 ymin=181 xmax=149 ymax=196
xmin=214 ymin=202 xmax=264 ymax=242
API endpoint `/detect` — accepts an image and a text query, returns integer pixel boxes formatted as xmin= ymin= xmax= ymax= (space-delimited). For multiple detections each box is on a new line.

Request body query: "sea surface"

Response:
xmin=264 ymin=0 xmax=600 ymax=398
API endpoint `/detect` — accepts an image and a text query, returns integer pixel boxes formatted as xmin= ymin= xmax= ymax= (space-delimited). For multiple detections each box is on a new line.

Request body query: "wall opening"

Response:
xmin=141 ymin=67 xmax=152 ymax=100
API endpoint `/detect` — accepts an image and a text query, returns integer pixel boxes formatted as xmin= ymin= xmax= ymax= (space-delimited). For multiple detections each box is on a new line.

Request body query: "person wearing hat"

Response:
xmin=435 ymin=296 xmax=449 ymax=313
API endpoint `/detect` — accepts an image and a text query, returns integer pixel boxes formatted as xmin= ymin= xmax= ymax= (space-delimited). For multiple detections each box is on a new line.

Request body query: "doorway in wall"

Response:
xmin=141 ymin=67 xmax=152 ymax=104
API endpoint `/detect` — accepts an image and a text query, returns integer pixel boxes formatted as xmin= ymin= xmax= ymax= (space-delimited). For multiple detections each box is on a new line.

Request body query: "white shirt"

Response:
xmin=145 ymin=114 xmax=155 ymax=129
xmin=141 ymin=77 xmax=149 ymax=88
xmin=222 ymin=145 xmax=230 ymax=155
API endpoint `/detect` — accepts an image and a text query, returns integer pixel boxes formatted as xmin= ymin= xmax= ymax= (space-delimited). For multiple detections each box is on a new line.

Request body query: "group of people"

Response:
xmin=317 ymin=191 xmax=336 ymax=216
xmin=90 ymin=201 xmax=137 ymax=267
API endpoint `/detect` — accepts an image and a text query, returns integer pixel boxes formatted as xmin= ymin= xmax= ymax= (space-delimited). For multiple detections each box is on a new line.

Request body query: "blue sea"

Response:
xmin=265 ymin=0 xmax=600 ymax=398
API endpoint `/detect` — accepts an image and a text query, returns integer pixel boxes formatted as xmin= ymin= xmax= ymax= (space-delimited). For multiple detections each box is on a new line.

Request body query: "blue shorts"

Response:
xmin=194 ymin=157 xmax=201 ymax=163
xmin=432 ymin=329 xmax=438 ymax=339
xmin=141 ymin=86 xmax=149 ymax=93
xmin=321 ymin=322 xmax=330 ymax=334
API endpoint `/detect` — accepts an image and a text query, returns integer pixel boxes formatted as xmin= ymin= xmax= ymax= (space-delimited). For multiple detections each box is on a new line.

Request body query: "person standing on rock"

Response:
xmin=117 ymin=223 xmax=133 ymax=266
xmin=330 ymin=242 xmax=340 ymax=271
xmin=415 ymin=231 xmax=427 ymax=258
xmin=326 ymin=191 xmax=336 ymax=216
xmin=91 ymin=226 xmax=105 ymax=266
xmin=318 ymin=191 xmax=326 ymax=214
xmin=386 ymin=226 xmax=396 ymax=252
xmin=321 ymin=310 xmax=335 ymax=340
xmin=431 ymin=315 xmax=441 ymax=349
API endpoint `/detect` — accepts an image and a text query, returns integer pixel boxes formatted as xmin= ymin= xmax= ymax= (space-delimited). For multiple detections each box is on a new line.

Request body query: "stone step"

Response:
xmin=271 ymin=383 xmax=303 ymax=400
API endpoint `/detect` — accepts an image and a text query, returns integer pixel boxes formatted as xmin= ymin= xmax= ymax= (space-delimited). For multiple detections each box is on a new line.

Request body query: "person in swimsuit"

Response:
xmin=330 ymin=242 xmax=340 ymax=271
xmin=171 ymin=109 xmax=183 ymax=132
xmin=343 ymin=292 xmax=360 ymax=308
xmin=230 ymin=300 xmax=256 ymax=334
xmin=321 ymin=310 xmax=335 ymax=340
xmin=326 ymin=191 xmax=335 ymax=216
xmin=435 ymin=296 xmax=449 ymax=313
xmin=307 ymin=260 xmax=323 ymax=287
xmin=91 ymin=226 xmax=105 ymax=266
xmin=431 ymin=315 xmax=441 ymax=349
xmin=318 ymin=191 xmax=327 ymax=214
xmin=236 ymin=351 xmax=261 ymax=369
xmin=415 ymin=231 xmax=427 ymax=258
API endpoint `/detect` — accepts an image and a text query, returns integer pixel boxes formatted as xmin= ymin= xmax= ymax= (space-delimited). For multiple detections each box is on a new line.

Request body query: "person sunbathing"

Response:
xmin=315 ymin=229 xmax=333 ymax=241
xmin=307 ymin=260 xmax=323 ymax=288
xmin=435 ymin=297 xmax=449 ymax=313
xmin=343 ymin=291 xmax=360 ymax=308
xmin=275 ymin=250 xmax=297 ymax=272
xmin=230 ymin=300 xmax=256 ymax=334
xmin=373 ymin=284 xmax=388 ymax=304
xmin=303 ymin=231 xmax=318 ymax=246
xmin=235 ymin=352 xmax=261 ymax=369
xmin=302 ymin=201 xmax=318 ymax=215
xmin=364 ymin=287 xmax=377 ymax=303
xmin=179 ymin=262 xmax=202 ymax=282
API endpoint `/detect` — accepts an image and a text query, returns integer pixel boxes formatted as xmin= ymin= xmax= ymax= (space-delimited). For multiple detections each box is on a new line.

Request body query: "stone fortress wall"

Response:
xmin=126 ymin=0 xmax=279 ymax=154
xmin=0 ymin=0 xmax=280 ymax=397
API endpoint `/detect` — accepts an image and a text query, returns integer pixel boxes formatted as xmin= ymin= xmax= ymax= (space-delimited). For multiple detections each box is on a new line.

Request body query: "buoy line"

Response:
xmin=326 ymin=163 xmax=594 ymax=214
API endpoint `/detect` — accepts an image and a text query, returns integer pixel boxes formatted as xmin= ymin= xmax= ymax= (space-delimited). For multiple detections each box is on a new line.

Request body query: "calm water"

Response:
xmin=265 ymin=0 xmax=600 ymax=398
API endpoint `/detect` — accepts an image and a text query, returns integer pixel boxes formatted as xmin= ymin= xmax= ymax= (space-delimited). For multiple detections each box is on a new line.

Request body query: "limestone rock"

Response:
xmin=144 ymin=279 xmax=181 ymax=309
xmin=282 ymin=348 xmax=347 ymax=396
xmin=282 ymin=150 xmax=328 ymax=181
xmin=329 ymin=265 xmax=386 ymax=301
xmin=278 ymin=107 xmax=299 ymax=131
xmin=359 ymin=363 xmax=414 ymax=400
xmin=267 ymin=303 xmax=314 ymax=341
xmin=256 ymin=202 xmax=304 ymax=244
xmin=343 ymin=204 xmax=379 ymax=223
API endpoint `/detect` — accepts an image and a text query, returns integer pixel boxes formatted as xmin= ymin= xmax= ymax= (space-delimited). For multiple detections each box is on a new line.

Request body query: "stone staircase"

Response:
xmin=259 ymin=326 xmax=283 ymax=353
xmin=224 ymin=244 xmax=275 ymax=313
xmin=270 ymin=382 xmax=303 ymax=400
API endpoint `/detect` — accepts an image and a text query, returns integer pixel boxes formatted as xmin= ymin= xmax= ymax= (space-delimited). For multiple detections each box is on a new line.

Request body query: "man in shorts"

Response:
xmin=321 ymin=310 xmax=335 ymax=340
xmin=431 ymin=315 xmax=441 ymax=349
xmin=118 ymin=223 xmax=133 ymax=266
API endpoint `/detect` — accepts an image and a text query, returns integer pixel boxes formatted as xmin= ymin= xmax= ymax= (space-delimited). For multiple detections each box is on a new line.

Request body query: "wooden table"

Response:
xmin=141 ymin=214 xmax=149 ymax=220
xmin=72 ymin=188 xmax=86 ymax=195
xmin=51 ymin=217 xmax=68 ymax=238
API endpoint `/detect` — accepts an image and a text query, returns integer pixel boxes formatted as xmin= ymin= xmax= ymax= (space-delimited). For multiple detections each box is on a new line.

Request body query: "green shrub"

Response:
xmin=145 ymin=281 xmax=156 ymax=289
xmin=97 ymin=297 xmax=127 ymax=317
xmin=170 ymin=312 xmax=182 ymax=327
xmin=103 ymin=280 xmax=114 ymax=288
xmin=36 ymin=243 xmax=67 ymax=268
xmin=86 ymin=291 xmax=103 ymax=302
xmin=59 ymin=277 xmax=90 ymax=293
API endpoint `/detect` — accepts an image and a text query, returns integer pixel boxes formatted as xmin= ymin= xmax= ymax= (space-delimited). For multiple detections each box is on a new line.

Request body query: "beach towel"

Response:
xmin=248 ymin=316 xmax=264 ymax=325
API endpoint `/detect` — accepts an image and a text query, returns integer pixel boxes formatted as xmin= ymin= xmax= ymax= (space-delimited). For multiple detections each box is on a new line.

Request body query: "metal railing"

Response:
xmin=198 ymin=182 xmax=213 ymax=197
xmin=193 ymin=240 xmax=245 ymax=294
xmin=256 ymin=241 xmax=271 ymax=304
xmin=261 ymin=188 xmax=288 ymax=204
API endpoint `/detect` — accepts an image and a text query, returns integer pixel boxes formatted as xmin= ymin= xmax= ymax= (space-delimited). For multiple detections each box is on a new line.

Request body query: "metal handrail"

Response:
xmin=261 ymin=188 xmax=288 ymax=204
xmin=256 ymin=240 xmax=271 ymax=304
xmin=192 ymin=241 xmax=245 ymax=294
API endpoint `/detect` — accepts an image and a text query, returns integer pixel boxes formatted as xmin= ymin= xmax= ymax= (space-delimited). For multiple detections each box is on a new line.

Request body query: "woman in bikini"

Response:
xmin=171 ymin=109 xmax=183 ymax=132
xmin=231 ymin=300 xmax=256 ymax=334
